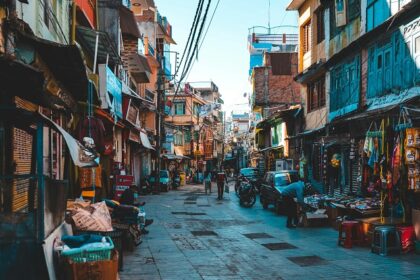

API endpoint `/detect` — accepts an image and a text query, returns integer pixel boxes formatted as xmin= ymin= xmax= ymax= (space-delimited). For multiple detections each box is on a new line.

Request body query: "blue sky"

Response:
xmin=155 ymin=0 xmax=298 ymax=113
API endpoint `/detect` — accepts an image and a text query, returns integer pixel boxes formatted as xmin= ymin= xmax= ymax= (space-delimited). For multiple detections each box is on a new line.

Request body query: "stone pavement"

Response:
xmin=120 ymin=183 xmax=420 ymax=280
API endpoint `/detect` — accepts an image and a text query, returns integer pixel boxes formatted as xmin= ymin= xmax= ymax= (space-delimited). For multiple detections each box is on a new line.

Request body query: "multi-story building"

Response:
xmin=0 ymin=0 xmax=176 ymax=276
xmin=248 ymin=28 xmax=303 ymax=172
xmin=287 ymin=0 xmax=420 ymax=194
xmin=163 ymin=82 xmax=225 ymax=175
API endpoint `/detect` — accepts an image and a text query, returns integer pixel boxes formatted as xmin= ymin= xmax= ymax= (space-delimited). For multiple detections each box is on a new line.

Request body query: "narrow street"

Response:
xmin=120 ymin=183 xmax=420 ymax=280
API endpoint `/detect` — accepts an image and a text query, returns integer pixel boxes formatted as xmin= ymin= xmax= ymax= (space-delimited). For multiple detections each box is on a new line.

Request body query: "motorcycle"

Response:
xmin=238 ymin=177 xmax=257 ymax=208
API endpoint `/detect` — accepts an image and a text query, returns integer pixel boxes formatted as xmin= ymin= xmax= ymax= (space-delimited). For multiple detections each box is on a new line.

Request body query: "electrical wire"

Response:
xmin=174 ymin=0 xmax=205 ymax=79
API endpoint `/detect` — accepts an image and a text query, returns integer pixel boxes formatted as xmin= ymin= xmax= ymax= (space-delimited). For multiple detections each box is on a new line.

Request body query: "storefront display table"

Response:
xmin=338 ymin=221 xmax=364 ymax=249
xmin=372 ymin=226 xmax=401 ymax=256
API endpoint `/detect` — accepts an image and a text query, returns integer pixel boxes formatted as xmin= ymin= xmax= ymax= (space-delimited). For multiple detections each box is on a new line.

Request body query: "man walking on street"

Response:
xmin=281 ymin=180 xmax=306 ymax=228
xmin=216 ymin=170 xmax=228 ymax=200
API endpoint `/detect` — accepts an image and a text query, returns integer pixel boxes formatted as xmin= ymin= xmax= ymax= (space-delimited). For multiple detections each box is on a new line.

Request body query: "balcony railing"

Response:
xmin=156 ymin=11 xmax=173 ymax=38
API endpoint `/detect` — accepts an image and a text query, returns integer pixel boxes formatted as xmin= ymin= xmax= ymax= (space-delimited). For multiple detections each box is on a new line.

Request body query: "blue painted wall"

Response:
xmin=367 ymin=22 xmax=420 ymax=100
xmin=329 ymin=55 xmax=361 ymax=121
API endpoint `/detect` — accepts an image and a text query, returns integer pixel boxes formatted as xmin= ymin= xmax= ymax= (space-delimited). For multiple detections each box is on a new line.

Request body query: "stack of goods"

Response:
xmin=59 ymin=234 xmax=114 ymax=263
xmin=103 ymin=199 xmax=142 ymax=248
xmin=304 ymin=194 xmax=335 ymax=209
xmin=406 ymin=128 xmax=420 ymax=191
xmin=57 ymin=234 xmax=118 ymax=280
xmin=333 ymin=196 xmax=381 ymax=212
xmin=67 ymin=201 xmax=113 ymax=232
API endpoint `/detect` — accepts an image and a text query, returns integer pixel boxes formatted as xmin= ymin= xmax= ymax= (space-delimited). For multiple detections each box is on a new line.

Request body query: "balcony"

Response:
xmin=156 ymin=11 xmax=173 ymax=38
xmin=145 ymin=89 xmax=155 ymax=102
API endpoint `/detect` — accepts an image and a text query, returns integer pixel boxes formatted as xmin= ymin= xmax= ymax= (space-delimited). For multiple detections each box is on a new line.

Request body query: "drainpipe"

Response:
xmin=71 ymin=1 xmax=77 ymax=44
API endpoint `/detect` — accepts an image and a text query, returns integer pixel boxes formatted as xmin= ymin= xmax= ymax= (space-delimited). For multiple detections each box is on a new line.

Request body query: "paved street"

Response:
xmin=120 ymin=183 xmax=420 ymax=280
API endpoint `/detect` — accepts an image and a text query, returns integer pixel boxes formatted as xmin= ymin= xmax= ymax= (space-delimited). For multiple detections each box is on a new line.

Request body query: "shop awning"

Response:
xmin=140 ymin=131 xmax=155 ymax=150
xmin=39 ymin=113 xmax=98 ymax=168
xmin=119 ymin=6 xmax=141 ymax=38
xmin=259 ymin=146 xmax=284 ymax=152
xmin=174 ymin=146 xmax=184 ymax=157
xmin=16 ymin=30 xmax=89 ymax=103
xmin=125 ymin=53 xmax=151 ymax=83
xmin=288 ymin=125 xmax=326 ymax=139
xmin=161 ymin=154 xmax=189 ymax=160
xmin=0 ymin=57 xmax=47 ymax=107
xmin=76 ymin=26 xmax=121 ymax=65
xmin=122 ymin=82 xmax=156 ymax=111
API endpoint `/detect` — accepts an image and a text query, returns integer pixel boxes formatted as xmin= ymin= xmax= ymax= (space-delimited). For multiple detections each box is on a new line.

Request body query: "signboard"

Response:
xmin=126 ymin=101 xmax=140 ymax=127
xmin=166 ymin=133 xmax=174 ymax=143
xmin=114 ymin=175 xmax=134 ymax=200
xmin=275 ymin=159 xmax=294 ymax=171
xmin=199 ymin=103 xmax=222 ymax=117
xmin=98 ymin=65 xmax=123 ymax=119
xmin=106 ymin=66 xmax=123 ymax=119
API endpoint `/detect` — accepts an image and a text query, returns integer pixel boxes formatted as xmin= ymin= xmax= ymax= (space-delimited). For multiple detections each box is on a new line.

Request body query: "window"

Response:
xmin=270 ymin=53 xmax=292 ymax=75
xmin=174 ymin=132 xmax=183 ymax=146
xmin=367 ymin=0 xmax=391 ymax=32
xmin=302 ymin=20 xmax=311 ymax=54
xmin=415 ymin=36 xmax=420 ymax=53
xmin=316 ymin=8 xmax=325 ymax=44
xmin=173 ymin=102 xmax=185 ymax=115
xmin=348 ymin=0 xmax=361 ymax=21
xmin=193 ymin=102 xmax=201 ymax=116
xmin=307 ymin=76 xmax=326 ymax=112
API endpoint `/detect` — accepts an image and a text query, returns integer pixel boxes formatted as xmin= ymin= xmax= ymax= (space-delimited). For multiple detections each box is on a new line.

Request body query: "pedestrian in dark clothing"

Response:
xmin=281 ymin=181 xmax=306 ymax=228
xmin=120 ymin=185 xmax=137 ymax=206
xmin=216 ymin=171 xmax=228 ymax=200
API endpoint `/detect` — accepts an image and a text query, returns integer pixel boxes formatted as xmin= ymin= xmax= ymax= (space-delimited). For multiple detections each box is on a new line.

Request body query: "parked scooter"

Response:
xmin=140 ymin=177 xmax=152 ymax=195
xmin=238 ymin=177 xmax=257 ymax=207
xmin=173 ymin=172 xmax=181 ymax=189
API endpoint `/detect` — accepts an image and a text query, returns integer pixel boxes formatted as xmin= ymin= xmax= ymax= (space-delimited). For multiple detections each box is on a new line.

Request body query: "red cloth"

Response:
xmin=76 ymin=117 xmax=106 ymax=153
xmin=216 ymin=172 xmax=226 ymax=184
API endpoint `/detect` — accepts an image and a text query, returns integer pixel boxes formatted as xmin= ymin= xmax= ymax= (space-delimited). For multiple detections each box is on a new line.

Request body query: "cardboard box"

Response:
xmin=65 ymin=250 xmax=119 ymax=280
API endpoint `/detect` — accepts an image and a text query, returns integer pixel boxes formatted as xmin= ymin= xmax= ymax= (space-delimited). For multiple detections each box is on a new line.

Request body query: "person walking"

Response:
xmin=216 ymin=170 xmax=228 ymax=200
xmin=281 ymin=180 xmax=306 ymax=228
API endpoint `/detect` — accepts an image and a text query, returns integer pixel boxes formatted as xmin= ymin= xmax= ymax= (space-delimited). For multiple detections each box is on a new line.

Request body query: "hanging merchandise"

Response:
xmin=79 ymin=166 xmax=103 ymax=188
xmin=405 ymin=127 xmax=420 ymax=191
xmin=76 ymin=117 xmax=106 ymax=154
xmin=391 ymin=136 xmax=401 ymax=186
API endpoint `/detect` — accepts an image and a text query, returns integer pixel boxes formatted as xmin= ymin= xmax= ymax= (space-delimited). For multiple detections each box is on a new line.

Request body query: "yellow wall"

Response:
xmin=298 ymin=0 xmax=325 ymax=72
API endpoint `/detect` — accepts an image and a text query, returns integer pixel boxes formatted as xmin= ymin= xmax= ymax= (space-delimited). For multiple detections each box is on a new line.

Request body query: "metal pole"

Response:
xmin=221 ymin=111 xmax=225 ymax=171
xmin=154 ymin=56 xmax=164 ymax=193
xmin=36 ymin=121 xmax=45 ymax=242
xmin=93 ymin=32 xmax=99 ymax=74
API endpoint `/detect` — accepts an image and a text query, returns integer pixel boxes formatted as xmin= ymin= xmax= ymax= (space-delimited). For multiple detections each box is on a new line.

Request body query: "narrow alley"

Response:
xmin=120 ymin=183 xmax=420 ymax=280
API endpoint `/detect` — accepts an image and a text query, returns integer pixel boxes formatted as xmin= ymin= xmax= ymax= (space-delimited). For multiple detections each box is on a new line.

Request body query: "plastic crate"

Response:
xmin=73 ymin=230 xmax=124 ymax=271
xmin=61 ymin=236 xmax=114 ymax=263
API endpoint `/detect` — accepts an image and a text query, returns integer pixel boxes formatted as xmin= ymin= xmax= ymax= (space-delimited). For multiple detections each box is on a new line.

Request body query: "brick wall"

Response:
xmin=135 ymin=9 xmax=155 ymax=23
xmin=253 ymin=52 xmax=302 ymax=107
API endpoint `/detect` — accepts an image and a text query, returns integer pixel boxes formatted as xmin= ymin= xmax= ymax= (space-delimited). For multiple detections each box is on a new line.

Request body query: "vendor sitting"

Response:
xmin=120 ymin=185 xmax=154 ymax=234
xmin=281 ymin=180 xmax=310 ymax=229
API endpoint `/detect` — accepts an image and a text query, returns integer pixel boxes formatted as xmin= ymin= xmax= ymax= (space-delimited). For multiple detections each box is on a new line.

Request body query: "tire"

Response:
xmin=240 ymin=194 xmax=256 ymax=208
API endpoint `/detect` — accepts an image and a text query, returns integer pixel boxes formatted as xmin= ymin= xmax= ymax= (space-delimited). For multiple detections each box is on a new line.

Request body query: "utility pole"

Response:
xmin=221 ymin=111 xmax=225 ymax=172
xmin=154 ymin=56 xmax=165 ymax=194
